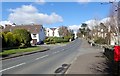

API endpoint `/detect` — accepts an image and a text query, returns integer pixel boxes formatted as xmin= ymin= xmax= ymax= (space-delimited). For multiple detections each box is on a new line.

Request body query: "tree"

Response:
xmin=79 ymin=23 xmax=89 ymax=38
xmin=102 ymin=3 xmax=119 ymax=45
xmin=1 ymin=32 xmax=6 ymax=48
xmin=13 ymin=34 xmax=21 ymax=46
xmin=0 ymin=25 xmax=4 ymax=29
xmin=81 ymin=23 xmax=87 ymax=28
xmin=6 ymin=32 xmax=14 ymax=47
xmin=58 ymin=26 xmax=69 ymax=37
xmin=13 ymin=29 xmax=32 ymax=47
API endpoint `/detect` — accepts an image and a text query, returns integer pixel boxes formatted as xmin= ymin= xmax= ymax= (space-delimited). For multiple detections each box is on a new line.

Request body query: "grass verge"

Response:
xmin=0 ymin=46 xmax=41 ymax=56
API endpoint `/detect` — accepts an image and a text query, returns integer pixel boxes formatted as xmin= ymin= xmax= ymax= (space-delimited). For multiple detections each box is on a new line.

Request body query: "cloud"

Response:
xmin=68 ymin=17 xmax=112 ymax=32
xmin=0 ymin=21 xmax=12 ymax=27
xmin=68 ymin=25 xmax=81 ymax=32
xmin=8 ymin=5 xmax=63 ymax=25
xmin=100 ymin=17 xmax=110 ymax=23
xmin=84 ymin=17 xmax=111 ymax=29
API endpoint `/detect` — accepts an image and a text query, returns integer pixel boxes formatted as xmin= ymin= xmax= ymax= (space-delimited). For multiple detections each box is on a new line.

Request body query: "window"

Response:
xmin=33 ymin=34 xmax=36 ymax=37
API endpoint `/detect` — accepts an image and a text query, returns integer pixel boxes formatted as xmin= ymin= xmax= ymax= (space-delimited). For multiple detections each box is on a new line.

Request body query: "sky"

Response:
xmin=1 ymin=1 xmax=113 ymax=31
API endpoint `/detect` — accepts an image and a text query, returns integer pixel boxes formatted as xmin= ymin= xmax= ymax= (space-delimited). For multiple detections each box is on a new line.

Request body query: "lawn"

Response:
xmin=0 ymin=46 xmax=42 ymax=56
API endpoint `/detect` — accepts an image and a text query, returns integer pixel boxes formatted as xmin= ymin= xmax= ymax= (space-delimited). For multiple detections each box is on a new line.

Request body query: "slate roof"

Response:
xmin=2 ymin=24 xmax=43 ymax=34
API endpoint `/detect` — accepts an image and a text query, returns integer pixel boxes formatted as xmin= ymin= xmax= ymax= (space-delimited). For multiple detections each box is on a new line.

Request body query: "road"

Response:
xmin=1 ymin=39 xmax=94 ymax=74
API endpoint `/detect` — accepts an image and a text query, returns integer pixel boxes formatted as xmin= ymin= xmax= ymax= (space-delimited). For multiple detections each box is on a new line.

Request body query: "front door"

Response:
xmin=32 ymin=39 xmax=37 ymax=44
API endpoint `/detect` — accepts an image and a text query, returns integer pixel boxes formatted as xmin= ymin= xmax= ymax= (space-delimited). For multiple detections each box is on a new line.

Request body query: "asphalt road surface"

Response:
xmin=1 ymin=39 xmax=84 ymax=74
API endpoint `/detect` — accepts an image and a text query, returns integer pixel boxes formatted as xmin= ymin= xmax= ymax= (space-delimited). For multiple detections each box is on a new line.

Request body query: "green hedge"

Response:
xmin=44 ymin=37 xmax=70 ymax=44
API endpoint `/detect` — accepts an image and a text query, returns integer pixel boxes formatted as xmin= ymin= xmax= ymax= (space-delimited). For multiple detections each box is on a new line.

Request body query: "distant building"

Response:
xmin=2 ymin=24 xmax=46 ymax=44
xmin=45 ymin=28 xmax=60 ymax=37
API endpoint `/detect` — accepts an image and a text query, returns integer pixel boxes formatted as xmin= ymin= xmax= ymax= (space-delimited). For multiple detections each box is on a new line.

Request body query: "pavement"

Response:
xmin=66 ymin=39 xmax=109 ymax=74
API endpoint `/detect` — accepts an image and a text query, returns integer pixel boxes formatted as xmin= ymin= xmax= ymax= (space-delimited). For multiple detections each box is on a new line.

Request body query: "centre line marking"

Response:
xmin=55 ymin=51 xmax=59 ymax=53
xmin=0 ymin=62 xmax=26 ymax=72
xmin=35 ymin=55 xmax=49 ymax=60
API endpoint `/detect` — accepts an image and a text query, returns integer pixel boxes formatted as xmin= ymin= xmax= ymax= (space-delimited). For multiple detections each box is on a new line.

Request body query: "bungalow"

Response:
xmin=2 ymin=24 xmax=46 ymax=44
xmin=45 ymin=28 xmax=60 ymax=37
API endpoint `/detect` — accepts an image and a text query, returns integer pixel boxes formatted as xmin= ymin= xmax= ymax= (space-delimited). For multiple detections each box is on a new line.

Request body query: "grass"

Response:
xmin=0 ymin=46 xmax=41 ymax=56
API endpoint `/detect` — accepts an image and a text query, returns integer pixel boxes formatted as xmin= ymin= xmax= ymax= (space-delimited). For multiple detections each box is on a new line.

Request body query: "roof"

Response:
xmin=2 ymin=24 xmax=43 ymax=34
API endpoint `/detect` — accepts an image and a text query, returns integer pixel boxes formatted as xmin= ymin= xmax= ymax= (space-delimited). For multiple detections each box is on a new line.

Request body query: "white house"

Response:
xmin=45 ymin=28 xmax=60 ymax=37
xmin=2 ymin=24 xmax=46 ymax=44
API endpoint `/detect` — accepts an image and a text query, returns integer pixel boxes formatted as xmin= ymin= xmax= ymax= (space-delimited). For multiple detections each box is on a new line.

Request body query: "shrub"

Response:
xmin=13 ymin=34 xmax=21 ymax=46
xmin=44 ymin=37 xmax=69 ymax=44
xmin=13 ymin=29 xmax=32 ymax=47
xmin=5 ymin=32 xmax=15 ymax=47
xmin=1 ymin=32 xmax=7 ymax=48
xmin=54 ymin=37 xmax=63 ymax=43
xmin=63 ymin=39 xmax=69 ymax=42
xmin=94 ymin=37 xmax=107 ymax=44
xmin=64 ymin=36 xmax=70 ymax=40
xmin=46 ymin=42 xmax=50 ymax=44
xmin=19 ymin=43 xmax=27 ymax=49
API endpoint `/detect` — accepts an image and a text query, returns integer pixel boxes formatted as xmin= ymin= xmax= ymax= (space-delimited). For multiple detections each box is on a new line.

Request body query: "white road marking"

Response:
xmin=35 ymin=55 xmax=49 ymax=60
xmin=0 ymin=62 xmax=26 ymax=72
xmin=52 ymin=51 xmax=60 ymax=54
xmin=56 ymin=51 xmax=60 ymax=53
xmin=54 ymin=52 xmax=57 ymax=54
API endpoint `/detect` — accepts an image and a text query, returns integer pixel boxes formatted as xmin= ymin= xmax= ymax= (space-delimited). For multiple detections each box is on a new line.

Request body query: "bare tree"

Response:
xmin=58 ymin=26 xmax=69 ymax=37
xmin=104 ymin=2 xmax=119 ymax=45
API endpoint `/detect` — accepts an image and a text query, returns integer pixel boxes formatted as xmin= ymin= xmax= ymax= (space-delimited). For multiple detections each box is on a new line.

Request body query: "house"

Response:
xmin=110 ymin=33 xmax=118 ymax=45
xmin=90 ymin=22 xmax=120 ymax=45
xmin=45 ymin=28 xmax=60 ymax=37
xmin=110 ymin=26 xmax=120 ymax=45
xmin=2 ymin=24 xmax=46 ymax=44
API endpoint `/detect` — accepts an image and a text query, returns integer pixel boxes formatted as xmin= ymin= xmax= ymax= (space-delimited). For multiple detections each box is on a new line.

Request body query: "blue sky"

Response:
xmin=1 ymin=2 xmax=112 ymax=29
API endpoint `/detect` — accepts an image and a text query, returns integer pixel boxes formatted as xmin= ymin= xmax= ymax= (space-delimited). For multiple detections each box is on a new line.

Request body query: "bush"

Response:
xmin=64 ymin=36 xmax=70 ymax=40
xmin=13 ymin=34 xmax=21 ymax=46
xmin=63 ymin=39 xmax=69 ymax=42
xmin=19 ymin=43 xmax=27 ymax=49
xmin=1 ymin=32 xmax=7 ymax=48
xmin=54 ymin=37 xmax=63 ymax=43
xmin=6 ymin=32 xmax=15 ymax=47
xmin=13 ymin=29 xmax=32 ymax=47
xmin=2 ymin=29 xmax=32 ymax=49
xmin=94 ymin=37 xmax=107 ymax=44
xmin=44 ymin=37 xmax=70 ymax=44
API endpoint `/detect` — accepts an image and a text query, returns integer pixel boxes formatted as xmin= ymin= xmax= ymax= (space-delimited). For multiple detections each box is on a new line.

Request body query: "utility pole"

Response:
xmin=117 ymin=1 xmax=120 ymax=45
xmin=101 ymin=1 xmax=120 ymax=75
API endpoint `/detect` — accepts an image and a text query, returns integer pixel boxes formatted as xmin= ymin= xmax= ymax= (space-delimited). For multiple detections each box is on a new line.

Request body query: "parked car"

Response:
xmin=35 ymin=41 xmax=44 ymax=45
